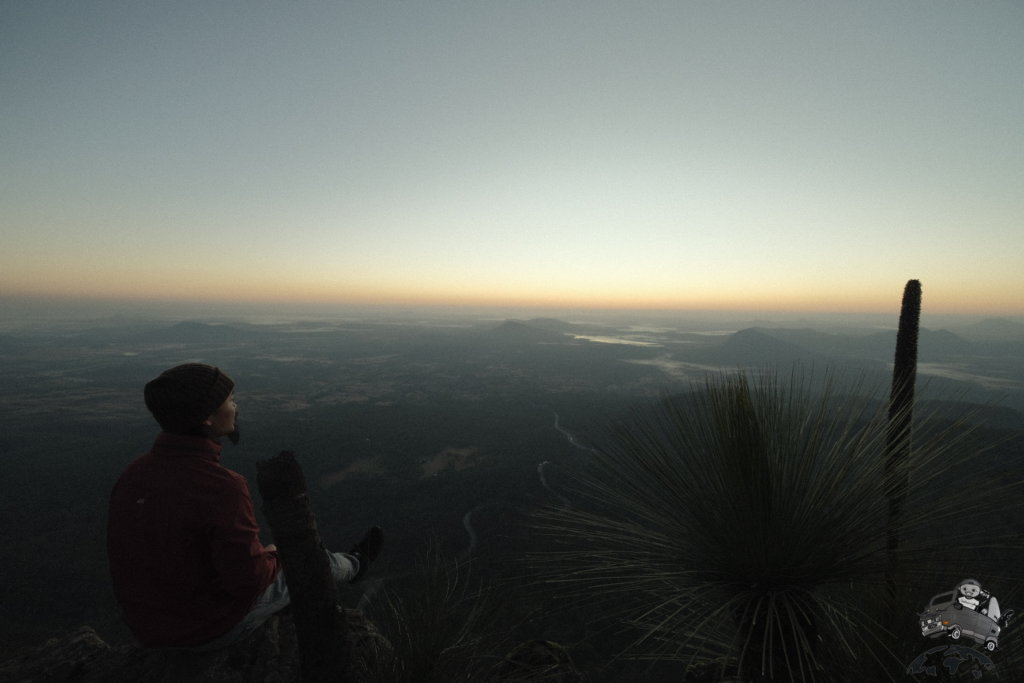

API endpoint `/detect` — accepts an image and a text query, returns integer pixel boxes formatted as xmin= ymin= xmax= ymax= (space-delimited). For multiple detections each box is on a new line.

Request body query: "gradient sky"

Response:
xmin=2 ymin=1 xmax=1022 ymax=314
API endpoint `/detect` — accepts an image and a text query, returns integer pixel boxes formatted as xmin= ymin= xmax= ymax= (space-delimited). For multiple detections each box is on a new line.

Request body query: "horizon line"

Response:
xmin=2 ymin=292 xmax=1021 ymax=321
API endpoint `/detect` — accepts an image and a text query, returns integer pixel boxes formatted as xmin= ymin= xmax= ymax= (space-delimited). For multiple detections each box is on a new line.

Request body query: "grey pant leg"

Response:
xmin=189 ymin=570 xmax=290 ymax=651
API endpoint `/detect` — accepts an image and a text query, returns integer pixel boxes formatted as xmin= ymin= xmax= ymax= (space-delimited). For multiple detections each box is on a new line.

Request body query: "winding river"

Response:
xmin=460 ymin=411 xmax=595 ymax=557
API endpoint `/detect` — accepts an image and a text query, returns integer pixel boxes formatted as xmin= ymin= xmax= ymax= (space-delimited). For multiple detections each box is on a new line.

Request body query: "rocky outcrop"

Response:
xmin=0 ymin=607 xmax=383 ymax=683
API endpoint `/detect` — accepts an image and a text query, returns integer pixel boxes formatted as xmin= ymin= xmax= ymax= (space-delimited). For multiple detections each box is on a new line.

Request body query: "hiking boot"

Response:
xmin=349 ymin=526 xmax=383 ymax=583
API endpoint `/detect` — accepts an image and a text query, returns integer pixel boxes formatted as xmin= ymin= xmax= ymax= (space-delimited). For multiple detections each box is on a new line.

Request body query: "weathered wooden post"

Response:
xmin=257 ymin=450 xmax=349 ymax=682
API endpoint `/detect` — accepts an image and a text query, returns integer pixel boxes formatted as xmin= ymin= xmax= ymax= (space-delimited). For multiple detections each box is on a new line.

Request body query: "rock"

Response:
xmin=0 ymin=625 xmax=111 ymax=683
xmin=0 ymin=608 xmax=384 ymax=683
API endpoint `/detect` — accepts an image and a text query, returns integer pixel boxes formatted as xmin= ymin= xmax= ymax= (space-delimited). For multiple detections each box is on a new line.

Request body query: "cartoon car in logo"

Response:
xmin=920 ymin=590 xmax=1000 ymax=652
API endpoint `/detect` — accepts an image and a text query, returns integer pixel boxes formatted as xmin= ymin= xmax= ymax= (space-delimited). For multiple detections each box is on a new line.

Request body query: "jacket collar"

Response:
xmin=152 ymin=432 xmax=223 ymax=461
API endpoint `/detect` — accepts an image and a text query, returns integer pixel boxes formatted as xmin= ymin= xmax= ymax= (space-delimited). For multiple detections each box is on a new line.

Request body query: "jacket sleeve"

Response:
xmin=208 ymin=474 xmax=280 ymax=600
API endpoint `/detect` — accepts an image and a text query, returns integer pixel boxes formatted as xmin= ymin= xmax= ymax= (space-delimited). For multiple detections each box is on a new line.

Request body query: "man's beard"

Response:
xmin=227 ymin=422 xmax=241 ymax=445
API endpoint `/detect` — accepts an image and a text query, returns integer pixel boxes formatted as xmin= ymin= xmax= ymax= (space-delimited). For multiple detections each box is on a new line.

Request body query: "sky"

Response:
xmin=2 ymin=1 xmax=1022 ymax=316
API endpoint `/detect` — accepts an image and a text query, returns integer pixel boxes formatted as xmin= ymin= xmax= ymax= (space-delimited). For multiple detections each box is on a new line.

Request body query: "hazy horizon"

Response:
xmin=3 ymin=293 xmax=1022 ymax=336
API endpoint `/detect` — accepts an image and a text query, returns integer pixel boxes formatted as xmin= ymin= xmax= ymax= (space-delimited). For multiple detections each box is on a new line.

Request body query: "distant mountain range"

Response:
xmin=741 ymin=326 xmax=978 ymax=362
xmin=948 ymin=317 xmax=1024 ymax=341
xmin=489 ymin=318 xmax=979 ymax=366
xmin=482 ymin=317 xmax=1024 ymax=415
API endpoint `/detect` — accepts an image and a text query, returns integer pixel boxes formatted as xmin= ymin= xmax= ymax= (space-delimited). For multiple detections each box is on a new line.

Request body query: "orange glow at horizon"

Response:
xmin=5 ymin=273 xmax=1022 ymax=317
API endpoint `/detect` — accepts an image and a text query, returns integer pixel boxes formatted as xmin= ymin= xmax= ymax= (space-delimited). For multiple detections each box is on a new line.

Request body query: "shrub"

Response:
xmin=534 ymin=370 xmax=1022 ymax=681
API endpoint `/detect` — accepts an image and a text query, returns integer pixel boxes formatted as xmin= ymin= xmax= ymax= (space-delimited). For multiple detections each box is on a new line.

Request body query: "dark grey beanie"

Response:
xmin=144 ymin=363 xmax=234 ymax=434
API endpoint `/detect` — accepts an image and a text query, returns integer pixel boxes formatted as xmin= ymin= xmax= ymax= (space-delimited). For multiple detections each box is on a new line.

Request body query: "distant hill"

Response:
xmin=739 ymin=326 xmax=976 ymax=363
xmin=521 ymin=317 xmax=625 ymax=337
xmin=752 ymin=327 xmax=894 ymax=361
xmin=677 ymin=328 xmax=828 ymax=368
xmin=521 ymin=318 xmax=579 ymax=333
xmin=485 ymin=320 xmax=574 ymax=345
xmin=922 ymin=328 xmax=976 ymax=356
xmin=949 ymin=317 xmax=1024 ymax=341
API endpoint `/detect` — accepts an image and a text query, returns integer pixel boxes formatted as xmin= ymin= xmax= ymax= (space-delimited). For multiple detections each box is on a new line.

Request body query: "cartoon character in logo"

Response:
xmin=954 ymin=578 xmax=1012 ymax=625
xmin=955 ymin=578 xmax=984 ymax=612
xmin=919 ymin=579 xmax=1013 ymax=653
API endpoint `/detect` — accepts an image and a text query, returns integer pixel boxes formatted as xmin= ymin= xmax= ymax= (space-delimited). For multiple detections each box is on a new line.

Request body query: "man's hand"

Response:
xmin=265 ymin=544 xmax=277 ymax=552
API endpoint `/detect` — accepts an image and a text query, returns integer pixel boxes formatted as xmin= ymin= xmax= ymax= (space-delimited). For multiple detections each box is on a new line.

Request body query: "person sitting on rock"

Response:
xmin=107 ymin=363 xmax=382 ymax=650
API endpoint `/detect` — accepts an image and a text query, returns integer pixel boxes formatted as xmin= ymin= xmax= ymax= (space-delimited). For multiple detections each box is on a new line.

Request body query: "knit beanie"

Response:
xmin=144 ymin=363 xmax=235 ymax=434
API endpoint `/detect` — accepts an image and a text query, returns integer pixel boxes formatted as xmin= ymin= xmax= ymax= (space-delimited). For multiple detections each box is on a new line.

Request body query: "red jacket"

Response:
xmin=107 ymin=433 xmax=280 ymax=647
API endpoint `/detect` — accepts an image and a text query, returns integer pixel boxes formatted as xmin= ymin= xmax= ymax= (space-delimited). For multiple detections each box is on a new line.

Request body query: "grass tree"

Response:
xmin=534 ymin=368 xmax=1017 ymax=681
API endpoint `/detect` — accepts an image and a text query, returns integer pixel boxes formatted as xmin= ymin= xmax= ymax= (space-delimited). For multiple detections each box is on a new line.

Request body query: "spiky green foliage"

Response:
xmin=534 ymin=370 xmax=1024 ymax=682
xmin=358 ymin=546 xmax=504 ymax=683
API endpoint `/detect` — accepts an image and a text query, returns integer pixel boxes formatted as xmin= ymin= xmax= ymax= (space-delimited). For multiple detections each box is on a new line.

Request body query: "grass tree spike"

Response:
xmin=885 ymin=279 xmax=922 ymax=611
